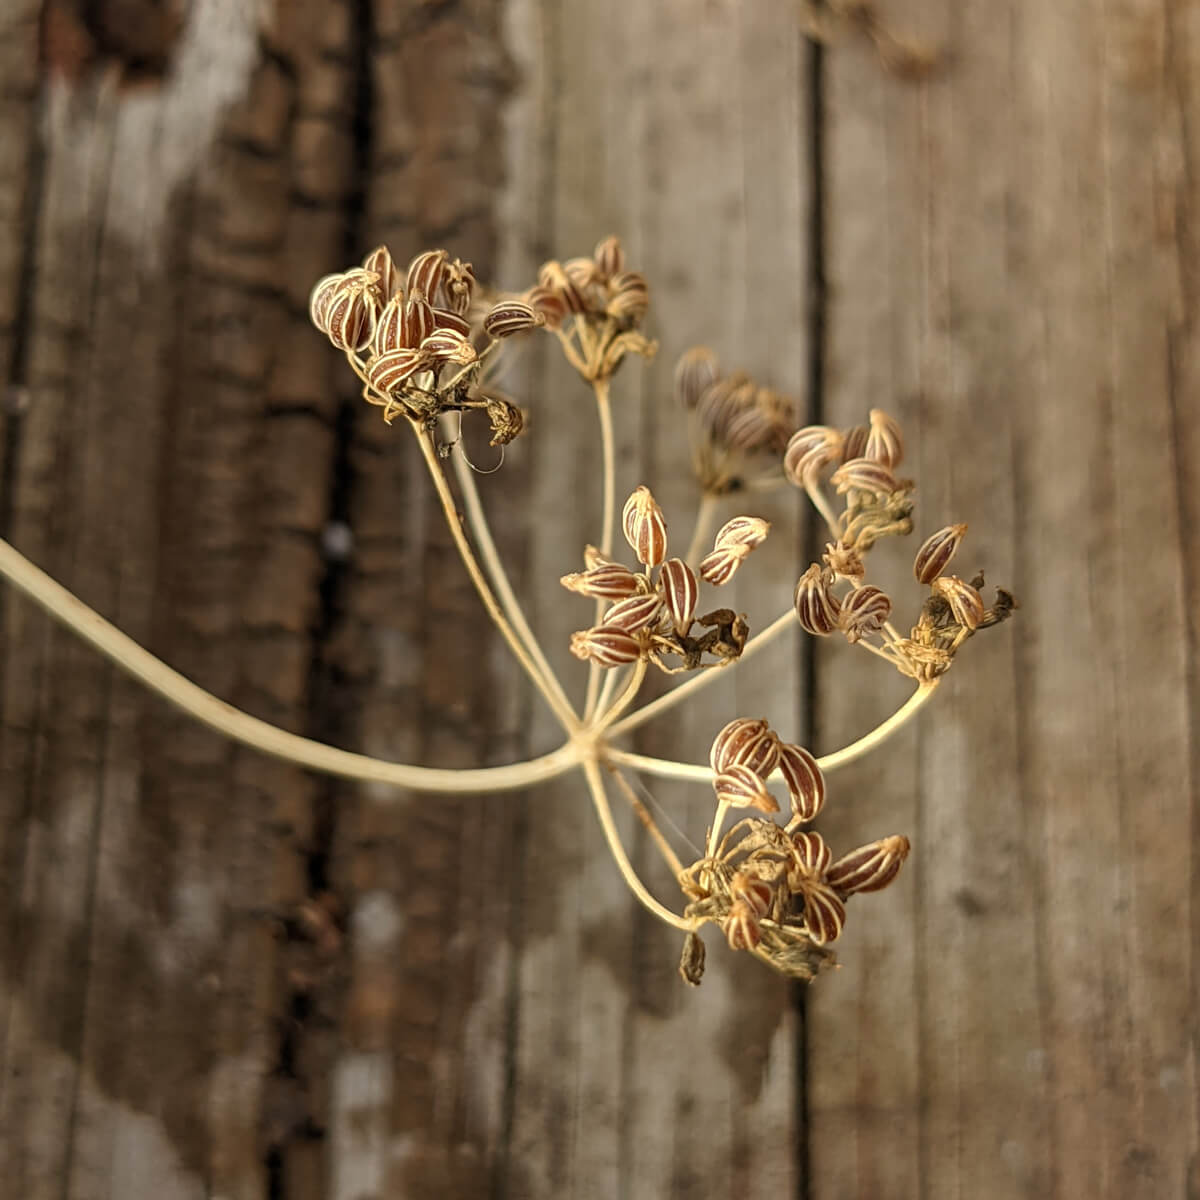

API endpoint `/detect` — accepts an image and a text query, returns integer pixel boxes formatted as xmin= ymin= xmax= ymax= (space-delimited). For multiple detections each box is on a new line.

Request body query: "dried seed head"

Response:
xmin=444 ymin=257 xmax=476 ymax=315
xmin=709 ymin=717 xmax=781 ymax=778
xmin=309 ymin=272 xmax=345 ymax=333
xmin=793 ymin=564 xmax=841 ymax=636
xmin=678 ymin=931 xmax=706 ymax=985
xmin=778 ymin=743 xmax=826 ymax=824
xmin=784 ymin=425 xmax=843 ymax=487
xmin=593 ymin=234 xmax=625 ymax=281
xmin=564 ymin=255 xmax=602 ymax=293
xmin=538 ymin=260 xmax=588 ymax=313
xmin=524 ymin=284 xmax=568 ymax=330
xmin=483 ymin=299 xmax=545 ymax=339
xmin=602 ymin=592 xmax=664 ymax=634
xmin=713 ymin=764 xmax=779 ymax=814
xmin=932 ymin=574 xmax=985 ymax=630
xmin=431 ymin=306 xmax=473 ymax=338
xmin=658 ymin=557 xmax=699 ymax=636
xmin=362 ymin=245 xmax=401 ymax=298
xmin=722 ymin=899 xmax=762 ymax=951
xmin=730 ymin=870 xmax=775 ymax=919
xmin=865 ymin=408 xmax=904 ymax=468
xmin=419 ymin=328 xmax=477 ymax=366
xmin=406 ymin=249 xmax=449 ymax=303
xmin=823 ymin=540 xmax=865 ymax=580
xmin=622 ymin=485 xmax=669 ymax=567
xmin=569 ymin=625 xmax=642 ymax=667
xmin=841 ymin=424 xmax=870 ymax=462
xmin=714 ymin=515 xmax=771 ymax=551
xmin=606 ymin=271 xmax=650 ymax=324
xmin=674 ymin=346 xmax=721 ymax=410
xmin=830 ymin=457 xmax=900 ymax=497
xmin=913 ymin=523 xmax=968 ymax=584
xmin=366 ymin=347 xmax=428 ymax=396
xmin=560 ymin=562 xmax=642 ymax=599
xmin=698 ymin=543 xmax=751 ymax=586
xmin=798 ymin=881 xmax=846 ymax=945
xmin=840 ymin=585 xmax=892 ymax=644
xmin=827 ymin=835 xmax=911 ymax=897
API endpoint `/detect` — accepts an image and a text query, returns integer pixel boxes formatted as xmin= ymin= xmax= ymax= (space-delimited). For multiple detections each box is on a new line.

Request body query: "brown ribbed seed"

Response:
xmin=560 ymin=563 xmax=641 ymax=599
xmin=606 ymin=271 xmax=650 ymax=323
xmin=405 ymin=249 xmax=448 ymax=303
xmin=799 ymin=882 xmax=846 ymax=945
xmin=602 ymin=592 xmax=664 ymax=633
xmin=401 ymin=295 xmax=435 ymax=347
xmin=538 ymin=260 xmax=588 ymax=313
xmin=483 ymin=300 xmax=545 ymax=339
xmin=713 ymin=764 xmax=779 ymax=814
xmin=841 ymin=424 xmax=870 ymax=461
xmin=722 ymin=900 xmax=762 ymax=951
xmin=362 ymin=245 xmax=400 ymax=298
xmin=932 ymin=574 xmax=986 ymax=630
xmin=778 ymin=743 xmax=825 ymax=824
xmin=419 ymin=329 xmax=476 ymax=366
xmin=865 ymin=408 xmax=904 ymax=468
xmin=325 ymin=279 xmax=378 ymax=352
xmin=524 ymin=284 xmax=567 ymax=330
xmin=793 ymin=564 xmax=841 ymax=636
xmin=621 ymin=486 xmax=669 ymax=567
xmin=366 ymin=348 xmax=427 ymax=395
xmin=840 ymin=585 xmax=892 ymax=644
xmin=431 ymin=307 xmax=473 ymax=338
xmin=830 ymin=457 xmax=899 ymax=497
xmin=714 ymin=515 xmax=771 ymax=551
xmin=784 ymin=425 xmax=843 ymax=486
xmin=309 ymin=272 xmax=344 ymax=332
xmin=593 ymin=234 xmax=625 ymax=281
xmin=730 ymin=870 xmax=775 ymax=919
xmin=568 ymin=625 xmax=642 ymax=667
xmin=658 ymin=557 xmax=699 ymax=636
xmin=914 ymin=523 xmax=968 ymax=584
xmin=827 ymin=835 xmax=911 ymax=897
xmin=790 ymin=830 xmax=832 ymax=877
xmin=698 ymin=543 xmax=750 ymax=586
xmin=709 ymin=717 xmax=781 ymax=777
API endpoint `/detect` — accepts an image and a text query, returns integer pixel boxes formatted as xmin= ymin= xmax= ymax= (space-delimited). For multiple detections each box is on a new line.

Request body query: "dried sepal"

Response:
xmin=419 ymin=328 xmax=476 ymax=366
xmin=830 ymin=457 xmax=899 ymax=497
xmin=865 ymin=408 xmax=904 ymax=468
xmin=444 ymin=257 xmax=476 ymax=314
xmin=827 ymin=835 xmax=911 ymax=897
xmin=606 ymin=271 xmax=650 ymax=324
xmin=602 ymin=592 xmax=664 ymax=634
xmin=674 ymin=346 xmax=721 ymax=410
xmin=722 ymin=899 xmax=762 ymax=951
xmin=793 ymin=564 xmax=841 ymax=636
xmin=778 ymin=743 xmax=825 ymax=824
xmin=840 ymin=585 xmax=892 ymax=643
xmin=362 ymin=245 xmax=401 ymax=298
xmin=484 ymin=299 xmax=545 ymax=339
xmin=913 ymin=523 xmax=967 ymax=584
xmin=697 ymin=543 xmax=750 ymax=586
xmin=932 ymin=574 xmax=985 ymax=630
xmin=823 ymin=540 xmax=865 ymax=580
xmin=658 ymin=557 xmax=699 ymax=636
xmin=784 ymin=425 xmax=843 ymax=486
xmin=593 ymin=234 xmax=625 ymax=281
xmin=713 ymin=764 xmax=779 ymax=814
xmin=406 ymin=249 xmax=449 ymax=302
xmin=366 ymin=348 xmax=428 ymax=395
xmin=560 ymin=562 xmax=642 ymax=599
xmin=678 ymin=931 xmax=706 ymax=985
xmin=583 ymin=544 xmax=616 ymax=569
xmin=568 ymin=625 xmax=642 ymax=667
xmin=709 ymin=717 xmax=781 ymax=778
xmin=484 ymin=396 xmax=524 ymax=446
xmin=621 ymin=485 xmax=669 ymax=567
xmin=713 ymin=516 xmax=771 ymax=552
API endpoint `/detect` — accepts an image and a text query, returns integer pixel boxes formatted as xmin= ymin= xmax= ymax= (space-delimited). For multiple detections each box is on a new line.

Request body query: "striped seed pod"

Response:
xmin=593 ymin=234 xmax=625 ymax=281
xmin=373 ymin=294 xmax=406 ymax=355
xmin=564 ymin=256 xmax=601 ymax=293
xmin=713 ymin=763 xmax=779 ymax=814
xmin=621 ymin=486 xmax=669 ymax=567
xmin=402 ymin=295 xmax=435 ymax=347
xmin=784 ymin=425 xmax=843 ymax=486
xmin=778 ymin=742 xmax=825 ymax=824
xmin=560 ymin=563 xmax=642 ymax=599
xmin=674 ymin=346 xmax=721 ymax=410
xmin=309 ymin=272 xmax=345 ymax=333
xmin=483 ymin=300 xmax=544 ymax=339
xmin=865 ymin=408 xmax=904 ymax=468
xmin=932 ymin=574 xmax=985 ymax=630
xmin=698 ymin=543 xmax=751 ymax=586
xmin=568 ymin=625 xmax=642 ymax=667
xmin=361 ymin=245 xmax=400 ymax=298
xmin=366 ymin=348 xmax=427 ymax=396
xmin=325 ymin=270 xmax=381 ymax=351
xmin=714 ymin=516 xmax=771 ymax=552
xmin=827 ymin=835 xmax=911 ymax=897
xmin=538 ymin=260 xmax=588 ymax=313
xmin=606 ymin=271 xmax=650 ymax=324
xmin=431 ymin=307 xmax=473 ymax=338
xmin=722 ymin=405 xmax=780 ymax=453
xmin=793 ymin=564 xmax=841 ymax=636
xmin=722 ymin=899 xmax=762 ymax=951
xmin=840 ymin=585 xmax=892 ymax=644
xmin=419 ymin=328 xmax=476 ymax=366
xmin=789 ymin=830 xmax=832 ymax=881
xmin=709 ymin=717 xmax=780 ymax=778
xmin=730 ymin=869 xmax=775 ymax=919
xmin=797 ymin=880 xmax=846 ymax=945
xmin=841 ymin=424 xmax=870 ymax=462
xmin=830 ymin=457 xmax=899 ymax=497
xmin=444 ymin=257 xmax=476 ymax=315
xmin=601 ymin=592 xmax=664 ymax=634
xmin=913 ymin=523 xmax=967 ymax=584
xmin=405 ymin=249 xmax=448 ymax=304
xmin=524 ymin=284 xmax=568 ymax=330
xmin=658 ymin=557 xmax=698 ymax=636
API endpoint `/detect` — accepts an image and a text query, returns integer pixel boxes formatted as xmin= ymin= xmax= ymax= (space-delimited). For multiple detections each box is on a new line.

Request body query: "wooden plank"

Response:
xmin=811 ymin=2 xmax=1197 ymax=1197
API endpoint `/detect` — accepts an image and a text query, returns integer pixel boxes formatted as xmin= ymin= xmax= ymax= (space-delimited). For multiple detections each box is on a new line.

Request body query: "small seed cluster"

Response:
xmin=563 ymin=486 xmax=769 ymax=674
xmin=678 ymin=717 xmax=910 ymax=984
xmin=786 ymin=410 xmax=1015 ymax=679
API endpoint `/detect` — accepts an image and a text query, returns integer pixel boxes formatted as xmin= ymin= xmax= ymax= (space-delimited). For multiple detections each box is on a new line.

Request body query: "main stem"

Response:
xmin=583 ymin=377 xmax=615 ymax=720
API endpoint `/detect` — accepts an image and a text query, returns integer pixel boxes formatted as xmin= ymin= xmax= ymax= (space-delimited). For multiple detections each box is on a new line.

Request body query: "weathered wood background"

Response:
xmin=1 ymin=1 xmax=1196 ymax=1197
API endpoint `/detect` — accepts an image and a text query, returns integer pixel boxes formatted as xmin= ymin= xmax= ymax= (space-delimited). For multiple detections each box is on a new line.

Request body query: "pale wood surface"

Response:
xmin=0 ymin=3 xmax=1196 ymax=1199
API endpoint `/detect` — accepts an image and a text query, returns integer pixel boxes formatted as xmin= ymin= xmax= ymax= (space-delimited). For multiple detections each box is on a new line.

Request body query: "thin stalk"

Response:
xmin=604 ymin=681 xmax=940 ymax=784
xmin=593 ymin=661 xmax=628 ymax=721
xmin=0 ymin=537 xmax=580 ymax=792
xmin=583 ymin=377 xmax=616 ymax=720
xmin=607 ymin=609 xmax=796 ymax=738
xmin=581 ymin=756 xmax=692 ymax=931
xmin=683 ymin=492 xmax=720 ymax=566
xmin=706 ymin=799 xmax=731 ymax=858
xmin=447 ymin=429 xmax=576 ymax=722
xmin=592 ymin=657 xmax=647 ymax=734
xmin=805 ymin=479 xmax=842 ymax=540
xmin=414 ymin=425 xmax=579 ymax=733
xmin=606 ymin=766 xmax=686 ymax=877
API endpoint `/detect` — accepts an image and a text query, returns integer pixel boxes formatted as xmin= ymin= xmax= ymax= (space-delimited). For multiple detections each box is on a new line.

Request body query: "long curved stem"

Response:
xmin=447 ymin=431 xmax=576 ymax=722
xmin=0 ymin=537 xmax=580 ymax=792
xmin=414 ymin=425 xmax=579 ymax=733
xmin=606 ymin=766 xmax=685 ymax=877
xmin=604 ymin=680 xmax=940 ymax=784
xmin=583 ymin=377 xmax=615 ymax=720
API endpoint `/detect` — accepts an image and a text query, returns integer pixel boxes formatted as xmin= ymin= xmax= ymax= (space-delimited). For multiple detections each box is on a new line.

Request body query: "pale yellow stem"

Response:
xmin=583 ymin=377 xmax=615 ymax=720
xmin=606 ymin=766 xmax=686 ymax=877
xmin=592 ymin=658 xmax=647 ymax=734
xmin=684 ymin=492 xmax=720 ymax=567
